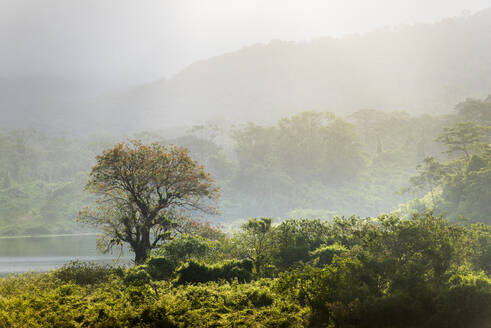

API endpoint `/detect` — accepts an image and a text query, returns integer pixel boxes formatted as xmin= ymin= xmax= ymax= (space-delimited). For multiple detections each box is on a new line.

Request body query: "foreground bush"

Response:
xmin=0 ymin=273 xmax=307 ymax=328
xmin=55 ymin=260 xmax=123 ymax=285
xmin=1 ymin=213 xmax=489 ymax=327
xmin=273 ymin=213 xmax=491 ymax=328
xmin=175 ymin=259 xmax=253 ymax=285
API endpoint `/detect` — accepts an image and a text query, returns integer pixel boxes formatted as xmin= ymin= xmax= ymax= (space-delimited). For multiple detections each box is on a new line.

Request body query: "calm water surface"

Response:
xmin=0 ymin=234 xmax=130 ymax=275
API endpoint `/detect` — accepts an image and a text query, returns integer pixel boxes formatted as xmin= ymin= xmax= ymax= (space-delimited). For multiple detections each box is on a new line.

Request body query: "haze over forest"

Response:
xmin=1 ymin=2 xmax=491 ymax=133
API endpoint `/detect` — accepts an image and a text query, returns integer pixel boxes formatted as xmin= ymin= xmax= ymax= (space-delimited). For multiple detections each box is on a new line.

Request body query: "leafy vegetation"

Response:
xmin=1 ymin=212 xmax=489 ymax=327
xmin=1 ymin=94 xmax=490 ymax=235
xmin=1 ymin=6 xmax=490 ymax=326
xmin=0 ymin=95 xmax=489 ymax=326
xmin=0 ymin=96 xmax=489 ymax=240
xmin=401 ymin=97 xmax=491 ymax=223
xmin=77 ymin=141 xmax=220 ymax=264
xmin=0 ymin=131 xmax=104 ymax=235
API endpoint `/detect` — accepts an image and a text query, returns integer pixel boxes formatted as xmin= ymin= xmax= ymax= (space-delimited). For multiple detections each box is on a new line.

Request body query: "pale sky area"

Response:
xmin=1 ymin=0 xmax=491 ymax=88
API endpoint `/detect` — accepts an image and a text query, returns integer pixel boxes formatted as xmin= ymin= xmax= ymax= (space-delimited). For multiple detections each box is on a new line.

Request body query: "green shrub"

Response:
xmin=247 ymin=289 xmax=274 ymax=307
xmin=124 ymin=266 xmax=152 ymax=286
xmin=174 ymin=260 xmax=212 ymax=284
xmin=166 ymin=281 xmax=307 ymax=327
xmin=0 ymin=273 xmax=307 ymax=328
xmin=54 ymin=260 xmax=119 ymax=285
xmin=175 ymin=259 xmax=253 ymax=285
xmin=428 ymin=270 xmax=491 ymax=328
xmin=156 ymin=234 xmax=221 ymax=264
xmin=1 ymin=213 xmax=489 ymax=328
xmin=310 ymin=243 xmax=347 ymax=266
xmin=145 ymin=257 xmax=176 ymax=280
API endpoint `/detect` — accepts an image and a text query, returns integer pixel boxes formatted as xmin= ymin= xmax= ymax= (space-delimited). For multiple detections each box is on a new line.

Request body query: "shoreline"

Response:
xmin=0 ymin=232 xmax=99 ymax=240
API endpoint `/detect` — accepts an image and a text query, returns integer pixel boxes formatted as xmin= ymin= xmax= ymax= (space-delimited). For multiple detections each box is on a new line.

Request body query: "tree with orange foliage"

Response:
xmin=78 ymin=140 xmax=220 ymax=264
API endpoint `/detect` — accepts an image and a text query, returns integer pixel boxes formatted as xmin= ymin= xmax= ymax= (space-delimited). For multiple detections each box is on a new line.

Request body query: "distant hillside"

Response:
xmin=2 ymin=8 xmax=491 ymax=133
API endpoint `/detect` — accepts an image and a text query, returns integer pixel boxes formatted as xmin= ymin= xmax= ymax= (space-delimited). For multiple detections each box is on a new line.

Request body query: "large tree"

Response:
xmin=435 ymin=122 xmax=487 ymax=160
xmin=233 ymin=217 xmax=275 ymax=276
xmin=78 ymin=141 xmax=220 ymax=264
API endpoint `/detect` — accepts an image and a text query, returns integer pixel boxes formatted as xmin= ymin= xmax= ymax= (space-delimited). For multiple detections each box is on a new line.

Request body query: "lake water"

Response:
xmin=0 ymin=234 xmax=131 ymax=275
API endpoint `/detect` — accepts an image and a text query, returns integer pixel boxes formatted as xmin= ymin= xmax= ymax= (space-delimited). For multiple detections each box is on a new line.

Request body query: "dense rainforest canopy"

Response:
xmin=0 ymin=95 xmax=489 ymax=235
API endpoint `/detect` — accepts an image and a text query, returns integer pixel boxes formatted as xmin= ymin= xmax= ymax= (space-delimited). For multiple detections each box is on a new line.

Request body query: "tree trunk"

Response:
xmin=133 ymin=228 xmax=151 ymax=264
xmin=134 ymin=246 xmax=148 ymax=265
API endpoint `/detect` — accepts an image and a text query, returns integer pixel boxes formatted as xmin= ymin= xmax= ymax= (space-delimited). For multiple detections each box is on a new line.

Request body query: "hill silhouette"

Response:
xmin=2 ymin=8 xmax=491 ymax=133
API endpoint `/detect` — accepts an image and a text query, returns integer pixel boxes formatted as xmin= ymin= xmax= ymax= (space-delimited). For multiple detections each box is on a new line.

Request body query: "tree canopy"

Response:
xmin=78 ymin=140 xmax=220 ymax=263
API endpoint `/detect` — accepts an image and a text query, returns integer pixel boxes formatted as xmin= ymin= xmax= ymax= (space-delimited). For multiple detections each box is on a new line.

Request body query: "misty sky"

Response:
xmin=1 ymin=0 xmax=490 ymax=88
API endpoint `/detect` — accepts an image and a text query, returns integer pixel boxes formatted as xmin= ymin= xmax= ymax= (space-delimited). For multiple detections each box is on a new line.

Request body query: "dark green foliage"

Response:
xmin=236 ymin=218 xmax=274 ymax=276
xmin=123 ymin=267 xmax=152 ymax=286
xmin=246 ymin=288 xmax=274 ymax=307
xmin=145 ymin=257 xmax=176 ymax=281
xmin=274 ymin=218 xmax=329 ymax=270
xmin=428 ymin=270 xmax=491 ymax=328
xmin=1 ymin=212 xmax=489 ymax=327
xmin=121 ymin=257 xmax=176 ymax=284
xmin=175 ymin=259 xmax=253 ymax=285
xmin=310 ymin=244 xmax=347 ymax=266
xmin=54 ymin=260 xmax=121 ymax=285
xmin=156 ymin=234 xmax=222 ymax=264
xmin=274 ymin=213 xmax=491 ymax=328
xmin=467 ymin=223 xmax=491 ymax=273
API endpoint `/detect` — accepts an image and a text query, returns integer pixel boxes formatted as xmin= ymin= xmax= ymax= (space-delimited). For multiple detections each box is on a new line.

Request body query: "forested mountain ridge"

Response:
xmin=63 ymin=7 xmax=491 ymax=132
xmin=2 ymin=8 xmax=491 ymax=134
